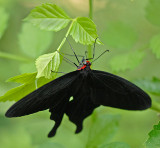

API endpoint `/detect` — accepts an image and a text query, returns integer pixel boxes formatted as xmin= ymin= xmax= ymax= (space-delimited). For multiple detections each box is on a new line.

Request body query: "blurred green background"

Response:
xmin=0 ymin=0 xmax=160 ymax=148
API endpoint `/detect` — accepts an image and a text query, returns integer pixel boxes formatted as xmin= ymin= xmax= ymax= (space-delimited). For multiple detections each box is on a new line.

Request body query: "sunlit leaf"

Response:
xmin=99 ymin=142 xmax=130 ymax=148
xmin=86 ymin=114 xmax=120 ymax=148
xmin=150 ymin=34 xmax=160 ymax=59
xmin=25 ymin=3 xmax=71 ymax=31
xmin=102 ymin=22 xmax=137 ymax=49
xmin=110 ymin=51 xmax=145 ymax=72
xmin=19 ymin=23 xmax=53 ymax=58
xmin=145 ymin=0 xmax=160 ymax=26
xmin=70 ymin=17 xmax=101 ymax=45
xmin=0 ymin=73 xmax=52 ymax=102
xmin=134 ymin=77 xmax=160 ymax=95
xmin=7 ymin=73 xmax=37 ymax=84
xmin=146 ymin=121 xmax=160 ymax=148
xmin=36 ymin=51 xmax=61 ymax=79
xmin=0 ymin=7 xmax=9 ymax=38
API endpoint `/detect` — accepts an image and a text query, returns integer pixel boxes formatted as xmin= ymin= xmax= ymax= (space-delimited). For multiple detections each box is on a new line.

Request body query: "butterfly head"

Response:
xmin=77 ymin=59 xmax=91 ymax=70
xmin=86 ymin=60 xmax=91 ymax=66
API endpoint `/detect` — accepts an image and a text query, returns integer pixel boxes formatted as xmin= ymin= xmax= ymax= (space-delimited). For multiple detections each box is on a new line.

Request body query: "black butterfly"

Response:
xmin=5 ymin=40 xmax=151 ymax=137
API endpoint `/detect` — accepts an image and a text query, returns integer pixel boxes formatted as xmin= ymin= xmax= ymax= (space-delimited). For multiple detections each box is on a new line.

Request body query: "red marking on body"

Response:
xmin=77 ymin=60 xmax=91 ymax=70
xmin=77 ymin=65 xmax=86 ymax=70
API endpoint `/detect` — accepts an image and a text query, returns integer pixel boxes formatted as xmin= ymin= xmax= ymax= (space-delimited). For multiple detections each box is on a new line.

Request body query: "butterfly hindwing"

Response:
xmin=90 ymin=70 xmax=151 ymax=110
xmin=5 ymin=71 xmax=80 ymax=117
xmin=66 ymin=73 xmax=99 ymax=133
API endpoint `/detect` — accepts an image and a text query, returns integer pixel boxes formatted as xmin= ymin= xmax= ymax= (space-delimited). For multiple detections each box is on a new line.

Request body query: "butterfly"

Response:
xmin=5 ymin=39 xmax=151 ymax=137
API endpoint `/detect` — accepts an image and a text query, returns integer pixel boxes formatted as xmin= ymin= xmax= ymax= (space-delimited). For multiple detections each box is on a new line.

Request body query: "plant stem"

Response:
xmin=151 ymin=100 xmax=160 ymax=112
xmin=87 ymin=0 xmax=93 ymax=59
xmin=0 ymin=51 xmax=31 ymax=62
xmin=57 ymin=21 xmax=74 ymax=52
xmin=89 ymin=0 xmax=93 ymax=19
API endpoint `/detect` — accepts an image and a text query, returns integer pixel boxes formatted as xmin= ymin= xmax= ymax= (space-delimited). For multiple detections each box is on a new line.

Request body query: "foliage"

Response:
xmin=18 ymin=23 xmax=53 ymax=58
xmin=145 ymin=0 xmax=160 ymax=26
xmin=0 ymin=73 xmax=53 ymax=102
xmin=36 ymin=52 xmax=60 ymax=79
xmin=103 ymin=21 xmax=137 ymax=50
xmin=25 ymin=3 xmax=71 ymax=31
xmin=86 ymin=114 xmax=120 ymax=148
xmin=0 ymin=0 xmax=160 ymax=148
xmin=150 ymin=34 xmax=160 ymax=59
xmin=109 ymin=51 xmax=145 ymax=72
xmin=0 ymin=7 xmax=9 ymax=38
xmin=0 ymin=3 xmax=100 ymax=102
xmin=146 ymin=121 xmax=160 ymax=148
xmin=134 ymin=77 xmax=160 ymax=96
xmin=99 ymin=142 xmax=130 ymax=148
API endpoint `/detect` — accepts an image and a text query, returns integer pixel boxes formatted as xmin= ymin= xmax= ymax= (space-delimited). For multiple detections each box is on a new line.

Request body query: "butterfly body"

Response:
xmin=5 ymin=58 xmax=151 ymax=137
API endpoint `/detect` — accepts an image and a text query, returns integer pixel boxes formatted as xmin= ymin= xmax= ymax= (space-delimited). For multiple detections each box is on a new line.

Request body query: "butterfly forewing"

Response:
xmin=90 ymin=70 xmax=151 ymax=110
xmin=5 ymin=71 xmax=79 ymax=117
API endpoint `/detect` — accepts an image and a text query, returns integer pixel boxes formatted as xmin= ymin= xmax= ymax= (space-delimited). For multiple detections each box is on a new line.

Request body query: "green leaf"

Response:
xmin=110 ymin=51 xmax=145 ymax=72
xmin=146 ymin=121 xmax=160 ymax=148
xmin=102 ymin=22 xmax=137 ymax=49
xmin=70 ymin=17 xmax=100 ymax=45
xmin=150 ymin=34 xmax=160 ymax=59
xmin=25 ymin=3 xmax=71 ymax=31
xmin=145 ymin=0 xmax=160 ymax=26
xmin=0 ymin=7 xmax=9 ymax=38
xmin=86 ymin=114 xmax=120 ymax=148
xmin=0 ymin=73 xmax=52 ymax=102
xmin=19 ymin=23 xmax=53 ymax=58
xmin=134 ymin=77 xmax=160 ymax=95
xmin=99 ymin=142 xmax=130 ymax=148
xmin=36 ymin=51 xmax=61 ymax=79
xmin=7 ymin=73 xmax=37 ymax=84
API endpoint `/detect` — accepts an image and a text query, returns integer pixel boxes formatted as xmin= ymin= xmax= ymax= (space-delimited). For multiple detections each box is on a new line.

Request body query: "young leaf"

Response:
xmin=0 ymin=7 xmax=9 ymax=38
xmin=102 ymin=22 xmax=137 ymax=49
xmin=7 ymin=73 xmax=37 ymax=84
xmin=110 ymin=51 xmax=145 ymax=72
xmin=145 ymin=0 xmax=160 ymax=26
xmin=99 ymin=142 xmax=130 ymax=148
xmin=70 ymin=17 xmax=100 ymax=45
xmin=36 ymin=51 xmax=61 ymax=79
xmin=25 ymin=3 xmax=71 ymax=31
xmin=150 ymin=34 xmax=160 ymax=59
xmin=146 ymin=121 xmax=160 ymax=148
xmin=134 ymin=77 xmax=160 ymax=95
xmin=0 ymin=73 xmax=52 ymax=102
xmin=86 ymin=114 xmax=120 ymax=148
xmin=0 ymin=83 xmax=36 ymax=102
xmin=19 ymin=23 xmax=53 ymax=58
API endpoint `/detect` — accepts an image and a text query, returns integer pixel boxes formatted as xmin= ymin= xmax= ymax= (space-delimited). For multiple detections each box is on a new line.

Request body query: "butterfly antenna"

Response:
xmin=91 ymin=49 xmax=109 ymax=63
xmin=57 ymin=51 xmax=78 ymax=68
xmin=66 ymin=37 xmax=80 ymax=64
xmin=60 ymin=52 xmax=84 ymax=57
xmin=85 ymin=37 xmax=98 ymax=60
xmin=85 ymin=50 xmax=88 ymax=59
xmin=63 ymin=58 xmax=79 ymax=68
